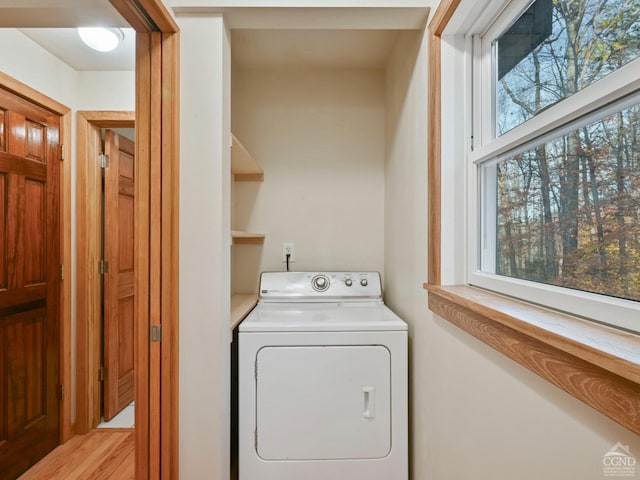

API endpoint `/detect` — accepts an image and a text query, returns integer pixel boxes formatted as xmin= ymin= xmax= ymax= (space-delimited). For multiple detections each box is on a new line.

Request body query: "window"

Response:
xmin=469 ymin=0 xmax=640 ymax=332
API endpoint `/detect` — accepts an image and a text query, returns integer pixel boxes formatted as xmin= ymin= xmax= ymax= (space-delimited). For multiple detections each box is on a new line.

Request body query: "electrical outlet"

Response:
xmin=282 ymin=242 xmax=295 ymax=263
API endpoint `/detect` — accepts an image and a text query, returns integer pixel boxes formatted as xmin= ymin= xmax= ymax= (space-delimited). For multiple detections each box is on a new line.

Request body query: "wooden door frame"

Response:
xmin=111 ymin=2 xmax=180 ymax=479
xmin=72 ymin=1 xmax=178 ymax=479
xmin=76 ymin=111 xmax=135 ymax=435
xmin=0 ymin=71 xmax=72 ymax=445
xmin=74 ymin=2 xmax=179 ymax=479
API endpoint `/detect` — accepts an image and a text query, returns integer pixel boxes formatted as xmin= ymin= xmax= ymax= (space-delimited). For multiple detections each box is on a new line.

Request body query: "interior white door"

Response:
xmin=255 ymin=345 xmax=391 ymax=460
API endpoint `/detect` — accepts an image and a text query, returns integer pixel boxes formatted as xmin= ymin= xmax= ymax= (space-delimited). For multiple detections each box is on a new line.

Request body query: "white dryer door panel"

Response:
xmin=256 ymin=345 xmax=391 ymax=461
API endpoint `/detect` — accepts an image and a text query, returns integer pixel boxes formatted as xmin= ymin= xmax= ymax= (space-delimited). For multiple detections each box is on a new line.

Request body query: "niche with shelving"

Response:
xmin=230 ymin=133 xmax=263 ymax=329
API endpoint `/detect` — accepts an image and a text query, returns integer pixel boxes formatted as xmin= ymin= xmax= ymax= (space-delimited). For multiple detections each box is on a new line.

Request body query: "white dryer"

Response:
xmin=238 ymin=271 xmax=408 ymax=480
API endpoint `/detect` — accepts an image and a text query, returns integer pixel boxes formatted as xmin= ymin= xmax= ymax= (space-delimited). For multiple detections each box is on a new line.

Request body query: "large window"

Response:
xmin=470 ymin=0 xmax=640 ymax=332
xmin=496 ymin=0 xmax=640 ymax=135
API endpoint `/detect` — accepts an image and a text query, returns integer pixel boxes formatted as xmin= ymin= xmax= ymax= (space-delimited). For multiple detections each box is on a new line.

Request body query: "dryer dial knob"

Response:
xmin=345 ymin=279 xmax=353 ymax=287
xmin=312 ymin=275 xmax=330 ymax=291
xmin=360 ymin=278 xmax=368 ymax=287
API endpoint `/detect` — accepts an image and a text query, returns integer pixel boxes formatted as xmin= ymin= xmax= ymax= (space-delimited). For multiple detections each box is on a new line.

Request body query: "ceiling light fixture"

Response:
xmin=78 ymin=27 xmax=124 ymax=52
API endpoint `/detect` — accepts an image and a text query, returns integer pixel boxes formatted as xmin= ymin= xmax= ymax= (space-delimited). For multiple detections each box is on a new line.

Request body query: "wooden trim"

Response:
xmin=60 ymin=110 xmax=73 ymax=443
xmin=75 ymin=112 xmax=96 ymax=434
xmin=134 ymin=30 xmax=152 ymax=480
xmin=110 ymin=0 xmax=156 ymax=31
xmin=427 ymin=0 xmax=464 ymax=286
xmin=426 ymin=285 xmax=640 ymax=384
xmin=107 ymin=1 xmax=180 ymax=478
xmin=429 ymin=0 xmax=463 ymax=36
xmin=160 ymin=31 xmax=180 ymax=480
xmin=426 ymin=285 xmax=640 ymax=435
xmin=148 ymin=31 xmax=163 ymax=480
xmin=76 ymin=110 xmax=135 ymax=126
xmin=138 ymin=0 xmax=179 ymax=32
xmin=75 ymin=111 xmax=135 ymax=436
xmin=0 ymin=71 xmax=70 ymax=115
xmin=110 ymin=0 xmax=179 ymax=33
xmin=427 ymin=32 xmax=441 ymax=285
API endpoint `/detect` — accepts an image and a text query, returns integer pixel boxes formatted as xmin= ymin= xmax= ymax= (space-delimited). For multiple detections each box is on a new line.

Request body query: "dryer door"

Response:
xmin=255 ymin=345 xmax=391 ymax=460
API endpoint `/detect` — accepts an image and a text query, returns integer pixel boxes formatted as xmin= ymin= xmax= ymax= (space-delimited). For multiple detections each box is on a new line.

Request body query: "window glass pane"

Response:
xmin=496 ymin=0 xmax=640 ymax=136
xmin=492 ymin=102 xmax=640 ymax=302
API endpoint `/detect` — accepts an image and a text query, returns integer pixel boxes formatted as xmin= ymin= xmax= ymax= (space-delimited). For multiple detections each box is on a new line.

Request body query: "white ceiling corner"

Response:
xmin=18 ymin=27 xmax=136 ymax=71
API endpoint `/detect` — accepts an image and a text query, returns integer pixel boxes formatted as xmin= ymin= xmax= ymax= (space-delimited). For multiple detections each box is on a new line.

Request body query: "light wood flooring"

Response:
xmin=17 ymin=429 xmax=134 ymax=480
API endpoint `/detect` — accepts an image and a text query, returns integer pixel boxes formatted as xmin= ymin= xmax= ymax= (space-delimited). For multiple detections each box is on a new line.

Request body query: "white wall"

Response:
xmin=178 ymin=14 xmax=231 ymax=480
xmin=231 ymin=67 xmax=386 ymax=293
xmin=76 ymin=71 xmax=135 ymax=110
xmin=384 ymin=19 xmax=640 ymax=480
xmin=420 ymin=316 xmax=640 ymax=480
xmin=385 ymin=3 xmax=640 ymax=479
xmin=0 ymin=29 xmax=78 ymax=107
xmin=383 ymin=28 xmax=430 ymax=480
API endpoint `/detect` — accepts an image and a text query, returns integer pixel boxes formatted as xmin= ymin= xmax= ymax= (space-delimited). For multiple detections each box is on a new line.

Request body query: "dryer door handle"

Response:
xmin=362 ymin=386 xmax=375 ymax=419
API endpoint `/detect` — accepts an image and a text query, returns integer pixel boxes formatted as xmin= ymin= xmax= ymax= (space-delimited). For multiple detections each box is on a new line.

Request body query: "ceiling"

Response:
xmin=2 ymin=2 xmax=415 ymax=72
xmin=232 ymin=29 xmax=400 ymax=69
xmin=19 ymin=28 xmax=136 ymax=71
xmin=1 ymin=0 xmax=133 ymax=71
xmin=13 ymin=28 xmax=401 ymax=73
xmin=0 ymin=1 xmax=128 ymax=28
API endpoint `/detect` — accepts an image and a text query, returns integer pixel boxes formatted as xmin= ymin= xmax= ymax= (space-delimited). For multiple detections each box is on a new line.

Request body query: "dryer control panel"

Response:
xmin=259 ymin=271 xmax=382 ymax=301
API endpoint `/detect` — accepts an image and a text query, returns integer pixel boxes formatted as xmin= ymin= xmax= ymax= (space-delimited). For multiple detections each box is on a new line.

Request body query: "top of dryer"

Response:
xmin=259 ymin=271 xmax=381 ymax=302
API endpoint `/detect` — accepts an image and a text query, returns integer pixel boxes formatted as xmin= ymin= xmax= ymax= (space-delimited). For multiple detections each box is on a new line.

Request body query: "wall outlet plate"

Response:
xmin=282 ymin=242 xmax=295 ymax=263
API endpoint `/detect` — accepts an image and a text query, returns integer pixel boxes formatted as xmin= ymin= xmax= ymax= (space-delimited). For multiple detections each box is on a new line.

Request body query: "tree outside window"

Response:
xmin=488 ymin=0 xmax=640 ymax=303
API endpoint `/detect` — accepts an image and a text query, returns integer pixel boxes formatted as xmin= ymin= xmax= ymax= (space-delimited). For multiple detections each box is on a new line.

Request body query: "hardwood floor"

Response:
xmin=17 ymin=429 xmax=134 ymax=480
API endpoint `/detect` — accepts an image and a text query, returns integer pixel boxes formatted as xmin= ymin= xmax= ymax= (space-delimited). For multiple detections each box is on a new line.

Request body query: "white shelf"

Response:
xmin=231 ymin=293 xmax=258 ymax=330
xmin=231 ymin=133 xmax=263 ymax=181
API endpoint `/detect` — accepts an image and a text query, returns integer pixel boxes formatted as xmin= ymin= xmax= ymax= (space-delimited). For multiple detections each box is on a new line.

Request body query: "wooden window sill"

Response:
xmin=423 ymin=283 xmax=640 ymax=435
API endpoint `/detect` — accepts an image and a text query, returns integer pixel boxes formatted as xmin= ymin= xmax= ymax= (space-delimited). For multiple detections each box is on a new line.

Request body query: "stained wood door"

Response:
xmin=103 ymin=130 xmax=136 ymax=421
xmin=0 ymin=88 xmax=61 ymax=479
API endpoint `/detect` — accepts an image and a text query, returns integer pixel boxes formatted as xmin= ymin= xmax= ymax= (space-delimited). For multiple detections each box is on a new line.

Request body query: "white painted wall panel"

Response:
xmin=76 ymin=71 xmax=135 ymax=110
xmin=178 ymin=13 xmax=231 ymax=480
xmin=383 ymin=28 xmax=430 ymax=480
xmin=231 ymin=67 xmax=386 ymax=293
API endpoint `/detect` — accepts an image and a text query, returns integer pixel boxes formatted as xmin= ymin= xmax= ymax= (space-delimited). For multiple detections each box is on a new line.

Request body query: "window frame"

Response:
xmin=426 ymin=0 xmax=640 ymax=437
xmin=466 ymin=0 xmax=640 ymax=333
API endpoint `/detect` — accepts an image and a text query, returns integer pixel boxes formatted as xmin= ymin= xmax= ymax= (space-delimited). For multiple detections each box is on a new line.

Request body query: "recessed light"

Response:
xmin=78 ymin=27 xmax=124 ymax=52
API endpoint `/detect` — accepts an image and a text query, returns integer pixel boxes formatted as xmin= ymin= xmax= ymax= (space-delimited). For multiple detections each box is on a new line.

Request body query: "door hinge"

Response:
xmin=57 ymin=384 xmax=64 ymax=401
xmin=99 ymin=366 xmax=106 ymax=382
xmin=150 ymin=325 xmax=162 ymax=343
xmin=99 ymin=259 xmax=109 ymax=275
xmin=99 ymin=153 xmax=109 ymax=169
xmin=59 ymin=144 xmax=65 ymax=161
xmin=59 ymin=264 xmax=64 ymax=280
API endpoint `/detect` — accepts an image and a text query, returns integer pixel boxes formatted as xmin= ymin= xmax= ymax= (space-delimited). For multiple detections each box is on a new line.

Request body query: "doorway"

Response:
xmin=101 ymin=127 xmax=136 ymax=426
xmin=77 ymin=112 xmax=136 ymax=432
xmin=0 ymin=1 xmax=180 ymax=477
